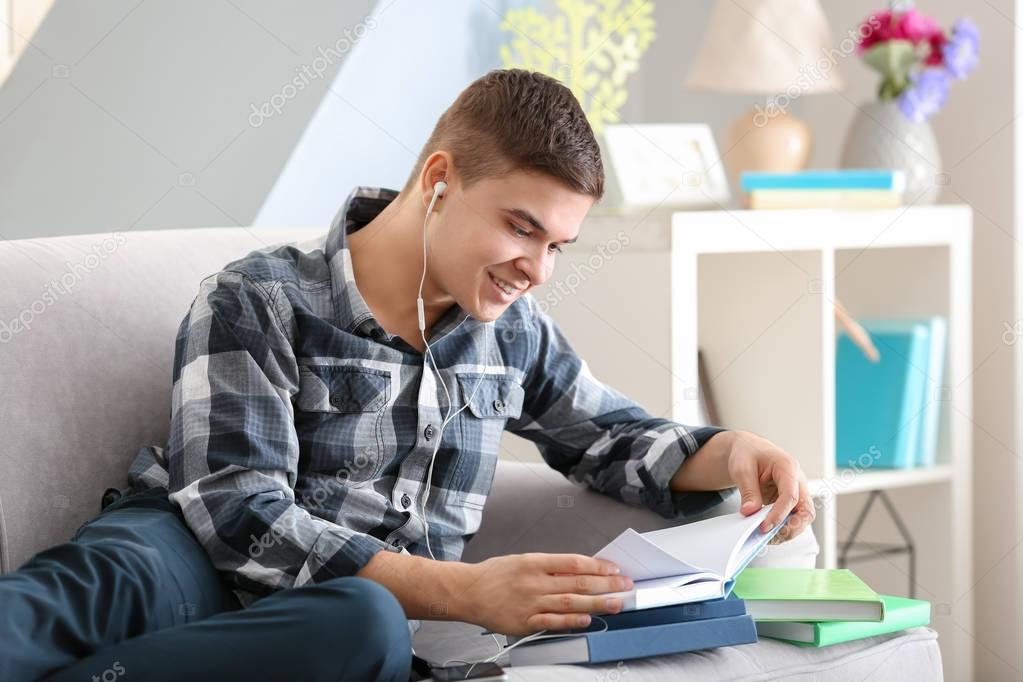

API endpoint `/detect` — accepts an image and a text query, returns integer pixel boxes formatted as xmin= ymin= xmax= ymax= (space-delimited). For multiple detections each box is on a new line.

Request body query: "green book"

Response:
xmin=755 ymin=595 xmax=930 ymax=647
xmin=732 ymin=568 xmax=884 ymax=622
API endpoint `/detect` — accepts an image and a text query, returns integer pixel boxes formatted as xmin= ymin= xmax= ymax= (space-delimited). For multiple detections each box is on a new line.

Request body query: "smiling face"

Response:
xmin=427 ymin=169 xmax=594 ymax=323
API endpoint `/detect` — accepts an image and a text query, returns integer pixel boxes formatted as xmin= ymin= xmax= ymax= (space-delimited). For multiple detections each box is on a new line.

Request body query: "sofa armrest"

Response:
xmin=462 ymin=460 xmax=818 ymax=569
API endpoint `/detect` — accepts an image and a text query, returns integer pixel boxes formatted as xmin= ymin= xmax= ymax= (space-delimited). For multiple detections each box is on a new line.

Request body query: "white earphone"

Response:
xmin=416 ymin=180 xmax=446 ymax=332
xmin=416 ymin=179 xmax=489 ymax=560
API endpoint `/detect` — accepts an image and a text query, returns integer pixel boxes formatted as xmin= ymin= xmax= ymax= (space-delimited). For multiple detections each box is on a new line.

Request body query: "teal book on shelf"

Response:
xmin=836 ymin=319 xmax=932 ymax=469
xmin=740 ymin=169 xmax=905 ymax=191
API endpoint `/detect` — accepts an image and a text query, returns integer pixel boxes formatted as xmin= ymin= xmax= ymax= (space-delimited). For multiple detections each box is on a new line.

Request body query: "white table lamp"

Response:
xmin=687 ymin=0 xmax=843 ymax=188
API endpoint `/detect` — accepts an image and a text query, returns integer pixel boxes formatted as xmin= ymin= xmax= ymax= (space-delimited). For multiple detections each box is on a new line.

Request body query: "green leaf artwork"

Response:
xmin=499 ymin=0 xmax=656 ymax=134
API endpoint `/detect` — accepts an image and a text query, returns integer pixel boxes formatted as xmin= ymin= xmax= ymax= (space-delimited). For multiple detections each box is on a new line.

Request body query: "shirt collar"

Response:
xmin=325 ymin=186 xmax=477 ymax=344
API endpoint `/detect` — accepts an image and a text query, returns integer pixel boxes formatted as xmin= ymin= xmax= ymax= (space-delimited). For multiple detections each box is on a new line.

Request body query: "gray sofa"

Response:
xmin=0 ymin=227 xmax=942 ymax=680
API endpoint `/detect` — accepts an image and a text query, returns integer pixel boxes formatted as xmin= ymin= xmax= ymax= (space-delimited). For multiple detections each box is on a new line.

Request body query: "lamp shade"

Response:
xmin=686 ymin=0 xmax=844 ymax=94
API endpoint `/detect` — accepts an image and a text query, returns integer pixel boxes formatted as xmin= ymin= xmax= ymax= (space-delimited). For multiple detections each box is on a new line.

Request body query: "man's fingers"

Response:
xmin=799 ymin=477 xmax=816 ymax=523
xmin=762 ymin=471 xmax=799 ymax=532
xmin=761 ymin=475 xmax=816 ymax=544
xmin=785 ymin=480 xmax=818 ymax=539
xmin=526 ymin=612 xmax=593 ymax=632
xmin=735 ymin=462 xmax=764 ymax=516
xmin=782 ymin=477 xmax=815 ymax=537
xmin=538 ymin=593 xmax=625 ymax=615
xmin=538 ymin=553 xmax=620 ymax=576
xmin=549 ymin=574 xmax=634 ymax=595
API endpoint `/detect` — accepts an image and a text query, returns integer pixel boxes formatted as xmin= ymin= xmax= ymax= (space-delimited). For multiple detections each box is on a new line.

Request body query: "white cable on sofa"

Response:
xmin=440 ymin=616 xmax=610 ymax=678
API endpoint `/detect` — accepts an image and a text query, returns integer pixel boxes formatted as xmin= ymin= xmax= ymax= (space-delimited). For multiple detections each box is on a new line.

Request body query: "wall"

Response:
xmin=254 ymin=0 xmax=526 ymax=227
xmin=0 ymin=0 xmax=376 ymax=239
xmin=621 ymin=2 xmax=1019 ymax=678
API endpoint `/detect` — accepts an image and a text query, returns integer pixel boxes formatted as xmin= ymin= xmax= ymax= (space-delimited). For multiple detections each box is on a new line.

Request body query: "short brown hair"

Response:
xmin=402 ymin=69 xmax=604 ymax=200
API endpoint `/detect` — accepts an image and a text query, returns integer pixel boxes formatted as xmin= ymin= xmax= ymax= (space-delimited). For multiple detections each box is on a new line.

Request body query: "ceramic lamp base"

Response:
xmin=723 ymin=108 xmax=813 ymax=205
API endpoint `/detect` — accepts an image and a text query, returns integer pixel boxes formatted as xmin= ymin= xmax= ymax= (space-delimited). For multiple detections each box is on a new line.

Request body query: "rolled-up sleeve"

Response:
xmin=166 ymin=271 xmax=398 ymax=597
xmin=506 ymin=299 xmax=734 ymax=519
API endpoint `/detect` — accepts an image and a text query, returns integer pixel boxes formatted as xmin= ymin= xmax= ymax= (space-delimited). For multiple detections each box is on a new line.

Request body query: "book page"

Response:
xmin=592 ymin=528 xmax=696 ymax=581
xmin=640 ymin=506 xmax=773 ymax=578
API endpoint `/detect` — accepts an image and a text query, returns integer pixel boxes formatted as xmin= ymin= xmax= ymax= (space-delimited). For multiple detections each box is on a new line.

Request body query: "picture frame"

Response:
xmin=599 ymin=123 xmax=731 ymax=211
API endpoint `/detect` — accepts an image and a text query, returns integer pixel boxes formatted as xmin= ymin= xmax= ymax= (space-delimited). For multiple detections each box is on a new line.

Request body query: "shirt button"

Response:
xmin=400 ymin=493 xmax=411 ymax=508
xmin=330 ymin=394 xmax=344 ymax=409
xmin=493 ymin=399 xmax=505 ymax=413
xmin=424 ymin=424 xmax=436 ymax=441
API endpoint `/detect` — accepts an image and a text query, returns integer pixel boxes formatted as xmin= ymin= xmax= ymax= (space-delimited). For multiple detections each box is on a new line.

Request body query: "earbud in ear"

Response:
xmin=433 ymin=180 xmax=447 ymax=198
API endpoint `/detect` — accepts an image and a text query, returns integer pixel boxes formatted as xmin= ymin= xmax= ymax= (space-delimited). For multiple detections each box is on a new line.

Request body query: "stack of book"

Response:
xmin=733 ymin=568 xmax=931 ymax=647
xmin=507 ymin=596 xmax=757 ymax=666
xmin=740 ymin=169 xmax=906 ymax=209
xmin=509 ymin=507 xmax=785 ymax=665
xmin=836 ymin=317 xmax=948 ymax=469
xmin=507 ymin=512 xmax=931 ymax=665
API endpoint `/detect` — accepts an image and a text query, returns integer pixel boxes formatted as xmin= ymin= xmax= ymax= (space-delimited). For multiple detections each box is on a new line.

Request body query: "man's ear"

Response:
xmin=420 ymin=152 xmax=453 ymax=208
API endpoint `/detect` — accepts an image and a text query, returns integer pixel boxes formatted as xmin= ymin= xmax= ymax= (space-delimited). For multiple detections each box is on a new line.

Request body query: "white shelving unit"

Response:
xmin=670 ymin=205 xmax=972 ymax=681
xmin=500 ymin=204 xmax=973 ymax=679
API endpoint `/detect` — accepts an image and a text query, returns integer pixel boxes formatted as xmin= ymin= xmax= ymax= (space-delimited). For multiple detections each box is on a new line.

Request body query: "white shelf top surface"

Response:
xmin=672 ymin=204 xmax=971 ymax=254
xmin=808 ymin=464 xmax=954 ymax=497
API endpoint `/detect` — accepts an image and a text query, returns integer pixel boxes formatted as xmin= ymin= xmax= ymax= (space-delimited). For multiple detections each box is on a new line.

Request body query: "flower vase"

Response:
xmin=839 ymin=100 xmax=943 ymax=204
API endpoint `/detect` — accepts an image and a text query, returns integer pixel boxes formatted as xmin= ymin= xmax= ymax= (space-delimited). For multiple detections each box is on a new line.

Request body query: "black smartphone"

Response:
xmin=430 ymin=662 xmax=507 ymax=681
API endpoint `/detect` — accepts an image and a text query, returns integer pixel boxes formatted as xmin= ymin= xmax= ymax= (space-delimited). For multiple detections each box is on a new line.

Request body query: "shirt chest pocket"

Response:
xmin=456 ymin=374 xmax=525 ymax=421
xmin=453 ymin=374 xmax=524 ymax=496
xmin=295 ymin=364 xmax=391 ymax=482
xmin=296 ymin=365 xmax=390 ymax=413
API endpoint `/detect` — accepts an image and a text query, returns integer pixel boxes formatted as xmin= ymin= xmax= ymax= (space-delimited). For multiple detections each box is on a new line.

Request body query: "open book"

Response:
xmin=594 ymin=505 xmax=788 ymax=612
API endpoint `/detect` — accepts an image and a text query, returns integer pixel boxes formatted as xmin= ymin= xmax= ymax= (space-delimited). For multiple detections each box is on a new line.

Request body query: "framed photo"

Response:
xmin=600 ymin=123 xmax=730 ymax=210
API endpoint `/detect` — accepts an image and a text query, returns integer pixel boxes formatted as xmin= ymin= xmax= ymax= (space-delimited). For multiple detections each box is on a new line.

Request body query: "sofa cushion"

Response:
xmin=412 ymin=620 xmax=942 ymax=680
xmin=0 ymin=227 xmax=323 ymax=572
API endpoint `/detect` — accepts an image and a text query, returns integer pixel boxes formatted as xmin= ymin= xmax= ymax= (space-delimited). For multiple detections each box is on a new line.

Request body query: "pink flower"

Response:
xmin=894 ymin=9 xmax=942 ymax=44
xmin=857 ymin=8 xmax=947 ymax=54
xmin=925 ymin=32 xmax=947 ymax=65
xmin=857 ymin=10 xmax=893 ymax=53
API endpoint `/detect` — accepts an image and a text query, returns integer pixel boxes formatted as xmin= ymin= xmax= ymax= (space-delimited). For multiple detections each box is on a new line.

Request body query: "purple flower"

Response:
xmin=942 ymin=18 xmax=979 ymax=79
xmin=952 ymin=16 xmax=979 ymax=41
xmin=898 ymin=68 xmax=950 ymax=122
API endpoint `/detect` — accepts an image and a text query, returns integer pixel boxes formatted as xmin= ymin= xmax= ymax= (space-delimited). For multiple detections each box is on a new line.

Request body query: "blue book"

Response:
xmin=916 ymin=317 xmax=947 ymax=467
xmin=836 ymin=320 xmax=931 ymax=469
xmin=598 ymin=595 xmax=748 ymax=631
xmin=504 ymin=597 xmax=749 ymax=644
xmin=493 ymin=597 xmax=749 ymax=641
xmin=741 ymin=169 xmax=905 ymax=192
xmin=508 ymin=613 xmax=758 ymax=666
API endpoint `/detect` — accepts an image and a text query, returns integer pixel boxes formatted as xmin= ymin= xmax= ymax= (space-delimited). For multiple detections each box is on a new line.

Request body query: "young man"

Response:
xmin=0 ymin=69 xmax=814 ymax=681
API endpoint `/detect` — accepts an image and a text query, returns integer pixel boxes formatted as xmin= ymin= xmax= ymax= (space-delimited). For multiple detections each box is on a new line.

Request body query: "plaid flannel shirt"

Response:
xmin=128 ymin=185 xmax=731 ymax=615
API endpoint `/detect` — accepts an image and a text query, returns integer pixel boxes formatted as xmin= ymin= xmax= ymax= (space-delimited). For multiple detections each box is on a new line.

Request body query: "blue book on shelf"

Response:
xmin=741 ymin=169 xmax=905 ymax=192
xmin=836 ymin=319 xmax=931 ymax=469
xmin=508 ymin=613 xmax=757 ymax=666
xmin=916 ymin=317 xmax=947 ymax=467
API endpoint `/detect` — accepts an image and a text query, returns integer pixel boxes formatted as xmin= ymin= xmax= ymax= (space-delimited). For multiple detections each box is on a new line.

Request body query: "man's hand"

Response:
xmin=726 ymin=431 xmax=815 ymax=543
xmin=456 ymin=553 xmax=632 ymax=636
xmin=670 ymin=430 xmax=815 ymax=544
xmin=357 ymin=550 xmax=632 ymax=637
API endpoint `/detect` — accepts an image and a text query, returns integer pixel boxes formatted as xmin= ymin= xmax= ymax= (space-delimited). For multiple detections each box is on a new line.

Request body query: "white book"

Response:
xmin=593 ymin=506 xmax=785 ymax=612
